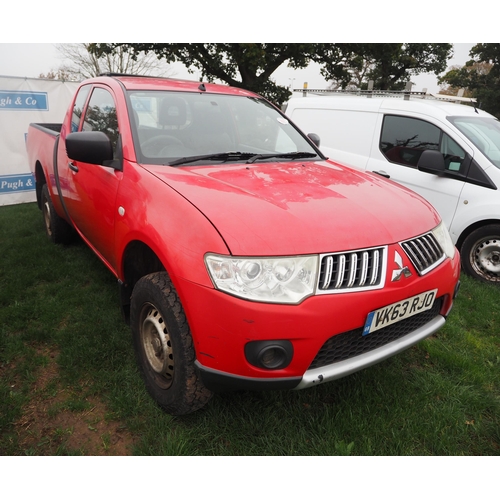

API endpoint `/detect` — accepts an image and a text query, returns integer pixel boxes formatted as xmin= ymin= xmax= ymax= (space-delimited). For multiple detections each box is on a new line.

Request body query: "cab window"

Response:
xmin=82 ymin=87 xmax=119 ymax=157
xmin=71 ymin=84 xmax=91 ymax=133
xmin=380 ymin=115 xmax=466 ymax=172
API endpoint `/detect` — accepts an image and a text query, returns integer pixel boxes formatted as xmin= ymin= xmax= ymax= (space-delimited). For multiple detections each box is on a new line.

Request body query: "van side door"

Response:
xmin=366 ymin=114 xmax=474 ymax=230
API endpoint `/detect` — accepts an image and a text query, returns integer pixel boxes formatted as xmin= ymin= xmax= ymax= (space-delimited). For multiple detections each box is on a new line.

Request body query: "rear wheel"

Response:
xmin=130 ymin=272 xmax=212 ymax=415
xmin=41 ymin=184 xmax=74 ymax=244
xmin=461 ymin=225 xmax=500 ymax=283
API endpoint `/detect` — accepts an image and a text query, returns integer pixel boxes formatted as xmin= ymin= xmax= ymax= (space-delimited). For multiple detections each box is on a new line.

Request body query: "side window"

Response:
xmin=440 ymin=134 xmax=466 ymax=171
xmin=82 ymin=87 xmax=119 ymax=157
xmin=380 ymin=115 xmax=440 ymax=167
xmin=71 ymin=85 xmax=91 ymax=133
xmin=380 ymin=115 xmax=466 ymax=172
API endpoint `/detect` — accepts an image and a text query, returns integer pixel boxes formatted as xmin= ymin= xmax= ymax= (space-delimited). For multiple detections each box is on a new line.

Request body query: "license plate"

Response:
xmin=363 ymin=289 xmax=437 ymax=336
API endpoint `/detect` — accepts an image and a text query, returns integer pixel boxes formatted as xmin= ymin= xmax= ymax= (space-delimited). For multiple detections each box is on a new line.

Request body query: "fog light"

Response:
xmin=245 ymin=340 xmax=293 ymax=370
xmin=260 ymin=346 xmax=287 ymax=369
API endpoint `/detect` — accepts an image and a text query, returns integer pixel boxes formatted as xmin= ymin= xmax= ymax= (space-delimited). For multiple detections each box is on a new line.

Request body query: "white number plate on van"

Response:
xmin=363 ymin=289 xmax=437 ymax=336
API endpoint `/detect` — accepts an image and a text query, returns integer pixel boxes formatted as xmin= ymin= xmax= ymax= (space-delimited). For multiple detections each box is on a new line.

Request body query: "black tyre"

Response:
xmin=130 ymin=272 xmax=213 ymax=415
xmin=41 ymin=184 xmax=74 ymax=244
xmin=461 ymin=224 xmax=500 ymax=283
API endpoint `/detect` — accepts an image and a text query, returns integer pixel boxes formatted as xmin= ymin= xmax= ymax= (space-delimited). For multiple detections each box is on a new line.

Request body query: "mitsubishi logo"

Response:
xmin=392 ymin=251 xmax=412 ymax=281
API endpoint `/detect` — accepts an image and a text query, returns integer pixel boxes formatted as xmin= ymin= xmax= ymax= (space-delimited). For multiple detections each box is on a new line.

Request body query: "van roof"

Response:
xmin=286 ymin=95 xmax=494 ymax=120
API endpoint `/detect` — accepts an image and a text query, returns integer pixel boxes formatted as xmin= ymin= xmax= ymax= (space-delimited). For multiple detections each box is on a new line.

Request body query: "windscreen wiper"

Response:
xmin=167 ymin=152 xmax=255 ymax=167
xmin=246 ymin=152 xmax=318 ymax=164
xmin=168 ymin=151 xmax=319 ymax=167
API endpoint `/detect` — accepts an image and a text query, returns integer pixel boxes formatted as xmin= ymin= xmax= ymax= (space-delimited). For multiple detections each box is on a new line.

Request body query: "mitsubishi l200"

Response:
xmin=27 ymin=76 xmax=460 ymax=414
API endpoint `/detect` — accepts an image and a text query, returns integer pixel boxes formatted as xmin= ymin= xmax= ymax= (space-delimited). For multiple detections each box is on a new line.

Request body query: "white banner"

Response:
xmin=0 ymin=76 xmax=79 ymax=206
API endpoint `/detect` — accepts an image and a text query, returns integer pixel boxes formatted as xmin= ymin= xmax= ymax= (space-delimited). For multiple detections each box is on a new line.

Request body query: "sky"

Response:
xmin=0 ymin=4 xmax=489 ymax=94
xmin=0 ymin=43 xmax=476 ymax=94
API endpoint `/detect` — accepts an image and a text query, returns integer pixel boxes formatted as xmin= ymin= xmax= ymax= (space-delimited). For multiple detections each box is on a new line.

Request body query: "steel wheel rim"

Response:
xmin=43 ymin=199 xmax=52 ymax=237
xmin=140 ymin=303 xmax=174 ymax=388
xmin=470 ymin=236 xmax=500 ymax=282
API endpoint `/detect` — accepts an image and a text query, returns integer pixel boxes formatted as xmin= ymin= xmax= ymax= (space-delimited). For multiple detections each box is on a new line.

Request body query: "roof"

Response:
xmin=286 ymin=94 xmax=493 ymax=120
xmin=86 ymin=74 xmax=259 ymax=98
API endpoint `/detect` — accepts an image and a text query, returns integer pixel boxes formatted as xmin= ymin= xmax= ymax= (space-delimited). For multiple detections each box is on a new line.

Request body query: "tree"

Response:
xmin=437 ymin=64 xmax=485 ymax=97
xmin=91 ymin=43 xmax=320 ymax=105
xmin=319 ymin=44 xmax=453 ymax=90
xmin=439 ymin=44 xmax=500 ymax=118
xmin=90 ymin=43 xmax=454 ymax=105
xmin=326 ymin=58 xmax=375 ymax=91
xmin=53 ymin=43 xmax=173 ymax=81
xmin=38 ymin=68 xmax=79 ymax=81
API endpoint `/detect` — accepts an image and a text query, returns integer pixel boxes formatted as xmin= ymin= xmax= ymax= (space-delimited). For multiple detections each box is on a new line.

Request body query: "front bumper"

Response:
xmin=195 ymin=306 xmax=446 ymax=392
xmin=176 ymin=250 xmax=460 ymax=392
xmin=295 ymin=314 xmax=445 ymax=390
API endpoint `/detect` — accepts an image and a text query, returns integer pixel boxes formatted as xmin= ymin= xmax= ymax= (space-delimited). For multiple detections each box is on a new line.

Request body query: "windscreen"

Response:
xmin=127 ymin=91 xmax=320 ymax=165
xmin=449 ymin=116 xmax=500 ymax=168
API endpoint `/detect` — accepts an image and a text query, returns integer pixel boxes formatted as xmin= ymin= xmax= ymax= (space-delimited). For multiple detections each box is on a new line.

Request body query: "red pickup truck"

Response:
xmin=26 ymin=74 xmax=461 ymax=415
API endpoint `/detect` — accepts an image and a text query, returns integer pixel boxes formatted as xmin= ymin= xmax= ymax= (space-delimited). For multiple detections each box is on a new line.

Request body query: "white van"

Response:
xmin=285 ymin=92 xmax=500 ymax=284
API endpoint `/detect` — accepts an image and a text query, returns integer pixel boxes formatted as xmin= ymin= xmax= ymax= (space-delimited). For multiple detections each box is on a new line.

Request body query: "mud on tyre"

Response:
xmin=130 ymin=271 xmax=213 ymax=415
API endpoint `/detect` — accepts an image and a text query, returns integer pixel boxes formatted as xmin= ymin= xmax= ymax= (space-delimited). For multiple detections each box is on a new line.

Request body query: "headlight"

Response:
xmin=432 ymin=221 xmax=456 ymax=259
xmin=205 ymin=254 xmax=319 ymax=304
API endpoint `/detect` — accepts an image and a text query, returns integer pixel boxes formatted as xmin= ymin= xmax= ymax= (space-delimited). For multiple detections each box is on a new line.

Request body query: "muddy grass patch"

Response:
xmin=15 ymin=346 xmax=136 ymax=455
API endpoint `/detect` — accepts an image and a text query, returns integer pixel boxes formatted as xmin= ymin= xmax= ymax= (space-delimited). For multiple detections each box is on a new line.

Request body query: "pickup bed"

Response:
xmin=26 ymin=74 xmax=461 ymax=415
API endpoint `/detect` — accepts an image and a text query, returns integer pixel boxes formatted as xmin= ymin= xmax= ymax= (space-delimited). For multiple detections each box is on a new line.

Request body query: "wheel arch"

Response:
xmin=456 ymin=218 xmax=500 ymax=251
xmin=119 ymin=240 xmax=166 ymax=324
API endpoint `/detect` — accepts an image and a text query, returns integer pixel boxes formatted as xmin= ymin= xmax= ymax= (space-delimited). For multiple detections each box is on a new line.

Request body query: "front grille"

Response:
xmin=317 ymin=247 xmax=386 ymax=293
xmin=401 ymin=232 xmax=445 ymax=275
xmin=309 ymin=297 xmax=443 ymax=370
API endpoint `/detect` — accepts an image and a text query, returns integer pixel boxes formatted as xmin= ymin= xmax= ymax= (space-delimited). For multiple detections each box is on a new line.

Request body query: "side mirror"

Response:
xmin=66 ymin=131 xmax=114 ymax=165
xmin=417 ymin=150 xmax=445 ymax=174
xmin=307 ymin=133 xmax=320 ymax=148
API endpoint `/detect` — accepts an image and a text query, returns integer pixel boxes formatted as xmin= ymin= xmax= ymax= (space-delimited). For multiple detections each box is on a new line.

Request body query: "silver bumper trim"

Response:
xmin=294 ymin=315 xmax=445 ymax=390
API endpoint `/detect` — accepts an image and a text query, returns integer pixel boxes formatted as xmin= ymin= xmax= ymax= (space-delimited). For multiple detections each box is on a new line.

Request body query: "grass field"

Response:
xmin=1 ymin=202 xmax=499 ymax=456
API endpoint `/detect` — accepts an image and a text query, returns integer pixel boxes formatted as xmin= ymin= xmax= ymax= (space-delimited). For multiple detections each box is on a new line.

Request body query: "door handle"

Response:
xmin=69 ymin=162 xmax=79 ymax=173
xmin=371 ymin=170 xmax=390 ymax=179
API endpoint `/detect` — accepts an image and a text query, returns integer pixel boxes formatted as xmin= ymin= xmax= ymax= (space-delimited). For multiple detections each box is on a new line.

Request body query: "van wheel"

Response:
xmin=130 ymin=272 xmax=213 ymax=415
xmin=461 ymin=225 xmax=500 ymax=283
xmin=41 ymin=184 xmax=74 ymax=244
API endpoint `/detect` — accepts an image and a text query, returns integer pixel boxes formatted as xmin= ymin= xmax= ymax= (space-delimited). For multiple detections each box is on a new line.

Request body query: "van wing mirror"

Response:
xmin=307 ymin=133 xmax=320 ymax=148
xmin=417 ymin=150 xmax=445 ymax=174
xmin=66 ymin=131 xmax=114 ymax=165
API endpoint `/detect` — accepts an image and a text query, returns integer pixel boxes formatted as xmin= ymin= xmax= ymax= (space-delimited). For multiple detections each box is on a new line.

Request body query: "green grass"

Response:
xmin=1 ymin=202 xmax=499 ymax=456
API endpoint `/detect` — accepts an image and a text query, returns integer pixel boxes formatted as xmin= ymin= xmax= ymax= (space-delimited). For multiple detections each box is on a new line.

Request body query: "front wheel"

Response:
xmin=130 ymin=272 xmax=213 ymax=415
xmin=461 ymin=225 xmax=500 ymax=283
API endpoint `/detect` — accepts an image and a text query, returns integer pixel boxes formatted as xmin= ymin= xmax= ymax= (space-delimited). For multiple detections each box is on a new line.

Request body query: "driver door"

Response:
xmin=367 ymin=114 xmax=473 ymax=229
xmin=62 ymin=85 xmax=122 ymax=269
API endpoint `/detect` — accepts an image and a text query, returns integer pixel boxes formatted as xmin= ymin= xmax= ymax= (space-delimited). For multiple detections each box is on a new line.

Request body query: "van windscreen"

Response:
xmin=449 ymin=116 xmax=500 ymax=169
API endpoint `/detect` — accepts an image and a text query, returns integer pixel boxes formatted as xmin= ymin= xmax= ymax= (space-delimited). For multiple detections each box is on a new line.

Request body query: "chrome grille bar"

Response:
xmin=318 ymin=246 xmax=386 ymax=293
xmin=370 ymin=249 xmax=380 ymax=285
xmin=335 ymin=255 xmax=346 ymax=289
xmin=424 ymin=234 xmax=442 ymax=259
xmin=401 ymin=232 xmax=445 ymax=275
xmin=322 ymin=256 xmax=333 ymax=289
xmin=359 ymin=251 xmax=369 ymax=286
xmin=347 ymin=253 xmax=357 ymax=287
xmin=408 ymin=240 xmax=427 ymax=269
